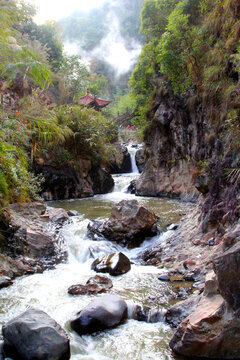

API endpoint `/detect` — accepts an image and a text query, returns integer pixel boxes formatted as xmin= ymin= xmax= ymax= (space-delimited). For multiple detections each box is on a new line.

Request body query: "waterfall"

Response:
xmin=127 ymin=145 xmax=139 ymax=174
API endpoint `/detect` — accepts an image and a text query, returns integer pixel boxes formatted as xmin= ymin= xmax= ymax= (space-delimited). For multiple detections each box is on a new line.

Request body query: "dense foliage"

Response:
xmin=0 ymin=0 xmax=117 ymax=207
xmin=130 ymin=0 xmax=240 ymax=134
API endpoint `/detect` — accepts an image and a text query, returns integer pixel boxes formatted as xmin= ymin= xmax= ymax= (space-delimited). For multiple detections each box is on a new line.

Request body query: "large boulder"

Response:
xmin=170 ymin=260 xmax=240 ymax=359
xmin=5 ymin=203 xmax=68 ymax=265
xmin=68 ymin=275 xmax=113 ymax=295
xmin=70 ymin=294 xmax=128 ymax=335
xmin=213 ymin=242 xmax=240 ymax=310
xmin=91 ymin=252 xmax=131 ymax=276
xmin=88 ymin=200 xmax=159 ymax=247
xmin=2 ymin=308 xmax=70 ymax=360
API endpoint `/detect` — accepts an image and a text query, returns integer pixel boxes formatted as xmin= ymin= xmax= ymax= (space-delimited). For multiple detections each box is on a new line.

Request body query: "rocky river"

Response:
xmin=0 ymin=147 xmax=193 ymax=360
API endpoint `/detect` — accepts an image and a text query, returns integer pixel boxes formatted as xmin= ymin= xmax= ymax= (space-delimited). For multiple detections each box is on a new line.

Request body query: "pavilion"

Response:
xmin=79 ymin=89 xmax=111 ymax=110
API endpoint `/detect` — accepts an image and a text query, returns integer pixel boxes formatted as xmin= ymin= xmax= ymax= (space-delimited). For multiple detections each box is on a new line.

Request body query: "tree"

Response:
xmin=0 ymin=0 xmax=53 ymax=88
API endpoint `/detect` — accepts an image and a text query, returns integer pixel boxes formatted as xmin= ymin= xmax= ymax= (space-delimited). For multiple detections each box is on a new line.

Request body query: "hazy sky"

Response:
xmin=30 ymin=0 xmax=108 ymax=23
xmin=29 ymin=0 xmax=142 ymax=75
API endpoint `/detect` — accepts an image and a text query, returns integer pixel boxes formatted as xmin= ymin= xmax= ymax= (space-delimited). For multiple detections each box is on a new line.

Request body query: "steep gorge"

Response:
xmin=135 ymin=75 xmax=240 ymax=359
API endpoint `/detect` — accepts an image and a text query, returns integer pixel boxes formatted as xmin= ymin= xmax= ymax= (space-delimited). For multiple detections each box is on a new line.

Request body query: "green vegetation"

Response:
xmin=1 ymin=0 xmax=239 ymax=206
xmin=0 ymin=0 xmax=118 ymax=207
xmin=130 ymin=0 xmax=240 ymax=135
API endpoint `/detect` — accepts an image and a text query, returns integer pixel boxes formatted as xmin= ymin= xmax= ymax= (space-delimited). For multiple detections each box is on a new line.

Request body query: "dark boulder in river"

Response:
xmin=2 ymin=308 xmax=70 ymax=360
xmin=88 ymin=199 xmax=159 ymax=247
xmin=91 ymin=252 xmax=131 ymax=276
xmin=70 ymin=294 xmax=128 ymax=335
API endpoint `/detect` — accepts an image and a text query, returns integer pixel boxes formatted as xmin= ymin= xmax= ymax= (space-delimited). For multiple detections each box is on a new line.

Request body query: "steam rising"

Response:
xmin=92 ymin=12 xmax=141 ymax=76
xmin=63 ymin=0 xmax=142 ymax=77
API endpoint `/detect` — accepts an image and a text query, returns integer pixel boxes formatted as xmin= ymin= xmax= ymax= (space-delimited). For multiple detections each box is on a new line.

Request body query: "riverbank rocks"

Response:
xmin=70 ymin=294 xmax=128 ymax=335
xmin=88 ymin=200 xmax=159 ymax=247
xmin=68 ymin=275 xmax=113 ymax=295
xmin=91 ymin=252 xmax=131 ymax=276
xmin=2 ymin=308 xmax=70 ymax=360
xmin=0 ymin=202 xmax=69 ymax=278
xmin=34 ymin=161 xmax=114 ymax=200
xmin=0 ymin=276 xmax=13 ymax=289
xmin=169 ymin=257 xmax=240 ymax=359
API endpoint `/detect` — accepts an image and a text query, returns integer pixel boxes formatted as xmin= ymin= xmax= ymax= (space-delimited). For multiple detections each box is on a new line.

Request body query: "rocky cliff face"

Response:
xmin=136 ymin=85 xmax=240 ymax=241
xmin=136 ymin=85 xmax=240 ymax=358
xmin=34 ymin=160 xmax=114 ymax=201
xmin=135 ymin=87 xmax=213 ymax=201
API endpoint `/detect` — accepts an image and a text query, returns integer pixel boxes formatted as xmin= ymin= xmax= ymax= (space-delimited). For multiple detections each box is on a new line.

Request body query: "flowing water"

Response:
xmin=0 ymin=146 xmax=192 ymax=360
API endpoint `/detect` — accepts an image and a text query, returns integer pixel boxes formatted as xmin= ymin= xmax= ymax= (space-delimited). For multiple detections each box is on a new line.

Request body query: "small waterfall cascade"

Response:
xmin=0 ymin=145 xmax=193 ymax=360
xmin=127 ymin=145 xmax=139 ymax=174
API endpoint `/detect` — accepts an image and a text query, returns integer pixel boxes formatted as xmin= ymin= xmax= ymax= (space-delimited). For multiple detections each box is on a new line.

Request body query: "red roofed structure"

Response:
xmin=79 ymin=89 xmax=112 ymax=110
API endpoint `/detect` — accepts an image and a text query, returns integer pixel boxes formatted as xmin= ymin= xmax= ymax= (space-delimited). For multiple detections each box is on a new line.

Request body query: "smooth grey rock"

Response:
xmin=70 ymin=294 xmax=128 ymax=335
xmin=158 ymin=274 xmax=170 ymax=281
xmin=2 ymin=308 xmax=70 ymax=360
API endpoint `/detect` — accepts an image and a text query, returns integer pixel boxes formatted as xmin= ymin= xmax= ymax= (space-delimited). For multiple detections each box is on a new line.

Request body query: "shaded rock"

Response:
xmin=109 ymin=144 xmax=132 ymax=174
xmin=136 ymin=307 xmax=163 ymax=323
xmin=135 ymin=149 xmax=145 ymax=173
xmin=127 ymin=179 xmax=136 ymax=194
xmin=89 ymin=167 xmax=114 ymax=194
xmin=0 ymin=276 xmax=13 ymax=289
xmin=88 ymin=200 xmax=159 ymax=247
xmin=91 ymin=252 xmax=131 ymax=276
xmin=67 ymin=210 xmax=81 ymax=217
xmin=70 ymin=294 xmax=128 ymax=335
xmin=0 ymin=342 xmax=4 ymax=360
xmin=35 ymin=161 xmax=114 ymax=201
xmin=165 ymin=293 xmax=201 ymax=328
xmin=183 ymin=268 xmax=201 ymax=282
xmin=194 ymin=174 xmax=210 ymax=194
xmin=2 ymin=308 xmax=70 ymax=360
xmin=213 ymin=242 xmax=240 ymax=311
xmin=0 ymin=253 xmax=35 ymax=279
xmin=208 ymin=237 xmax=215 ymax=246
xmin=34 ymin=163 xmax=94 ymax=200
xmin=222 ymin=225 xmax=240 ymax=249
xmin=68 ymin=275 xmax=113 ymax=295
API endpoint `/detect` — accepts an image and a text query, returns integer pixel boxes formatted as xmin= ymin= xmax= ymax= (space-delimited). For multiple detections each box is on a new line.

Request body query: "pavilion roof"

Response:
xmin=79 ymin=89 xmax=112 ymax=108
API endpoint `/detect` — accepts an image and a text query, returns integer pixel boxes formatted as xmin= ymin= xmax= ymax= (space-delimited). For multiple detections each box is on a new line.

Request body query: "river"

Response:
xmin=0 ymin=146 xmax=192 ymax=360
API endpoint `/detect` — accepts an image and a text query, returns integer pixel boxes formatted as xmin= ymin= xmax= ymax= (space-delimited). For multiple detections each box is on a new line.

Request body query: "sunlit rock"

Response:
xmin=88 ymin=199 xmax=159 ymax=247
